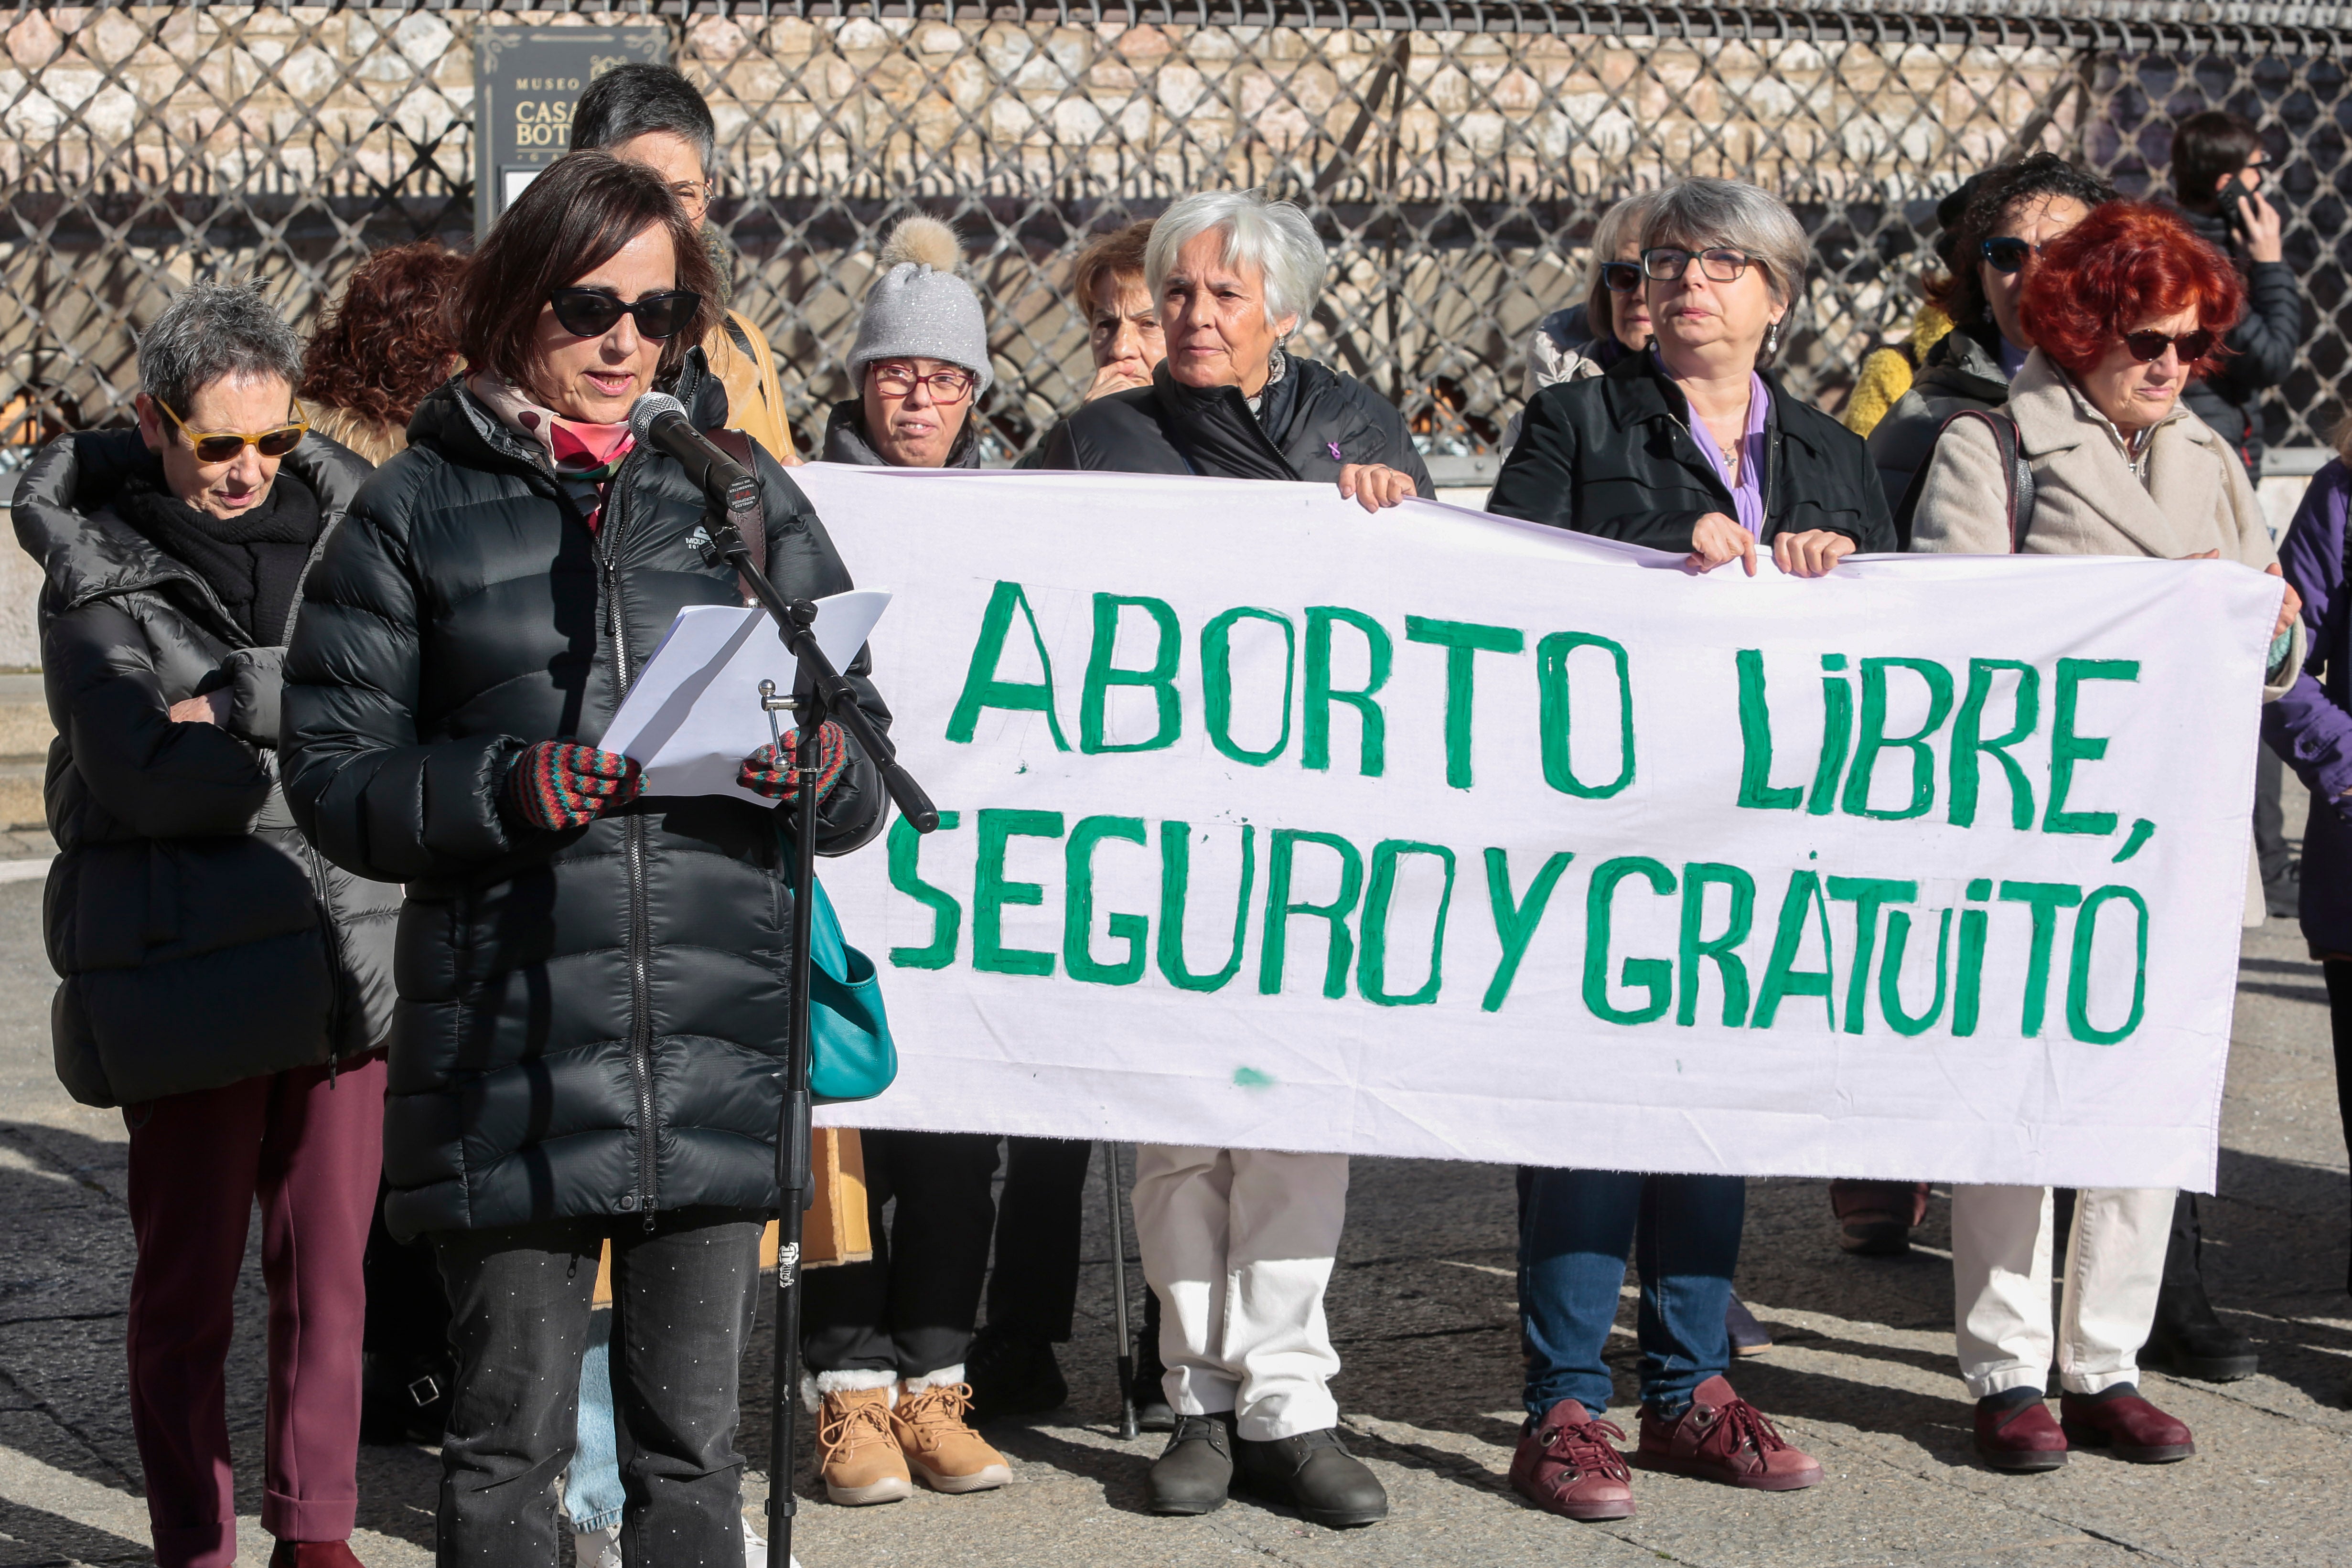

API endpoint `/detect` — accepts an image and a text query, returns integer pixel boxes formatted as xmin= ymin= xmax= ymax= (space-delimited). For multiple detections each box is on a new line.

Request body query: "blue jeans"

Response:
xmin=566 ymin=1308 xmax=623 ymax=1534
xmin=1516 ymin=1167 xmax=1745 ymax=1419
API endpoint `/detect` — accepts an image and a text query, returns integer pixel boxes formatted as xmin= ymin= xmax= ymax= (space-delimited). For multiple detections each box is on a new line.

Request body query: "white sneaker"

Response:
xmin=741 ymin=1512 xmax=801 ymax=1567
xmin=573 ymin=1525 xmax=623 ymax=1568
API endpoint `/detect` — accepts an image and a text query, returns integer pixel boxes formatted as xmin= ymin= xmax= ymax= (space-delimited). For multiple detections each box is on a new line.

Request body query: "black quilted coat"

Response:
xmin=15 ymin=428 xmax=399 ymax=1108
xmin=280 ymin=353 xmax=889 ymax=1238
xmin=1037 ymin=353 xmax=1436 ymax=496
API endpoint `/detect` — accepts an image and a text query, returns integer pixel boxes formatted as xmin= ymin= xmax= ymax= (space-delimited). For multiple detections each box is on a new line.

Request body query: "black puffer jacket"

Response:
xmin=2175 ymin=204 xmax=2301 ymax=476
xmin=15 ymin=429 xmax=398 ymax=1108
xmin=1488 ymin=351 xmax=1896 ymax=554
xmin=1037 ymin=353 xmax=1435 ymax=495
xmin=1864 ymin=320 xmax=2012 ymax=518
xmin=280 ymin=354 xmax=890 ymax=1238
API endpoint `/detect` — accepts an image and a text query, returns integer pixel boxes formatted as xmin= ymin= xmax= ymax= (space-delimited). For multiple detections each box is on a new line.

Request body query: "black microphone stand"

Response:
xmin=709 ymin=510 xmax=937 ymax=1568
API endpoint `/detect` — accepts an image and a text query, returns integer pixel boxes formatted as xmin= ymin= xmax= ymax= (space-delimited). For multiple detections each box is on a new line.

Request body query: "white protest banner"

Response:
xmin=791 ymin=464 xmax=2279 ymax=1192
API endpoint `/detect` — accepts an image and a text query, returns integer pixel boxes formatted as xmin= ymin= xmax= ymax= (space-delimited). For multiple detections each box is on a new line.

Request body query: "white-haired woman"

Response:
xmin=1037 ymin=190 xmax=1406 ymax=1528
xmin=1039 ymin=187 xmax=1430 ymax=513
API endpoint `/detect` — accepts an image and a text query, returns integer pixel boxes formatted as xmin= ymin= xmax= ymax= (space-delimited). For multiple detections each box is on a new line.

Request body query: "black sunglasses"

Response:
xmin=1980 ymin=236 xmax=2041 ymax=275
xmin=2123 ymin=328 xmax=2216 ymax=364
xmin=547 ymin=288 xmax=701 ymax=341
xmin=1599 ymin=260 xmax=1643 ymax=294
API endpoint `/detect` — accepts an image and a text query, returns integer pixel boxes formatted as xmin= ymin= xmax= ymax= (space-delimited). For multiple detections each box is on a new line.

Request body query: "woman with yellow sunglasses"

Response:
xmin=16 ymin=277 xmax=397 ymax=1568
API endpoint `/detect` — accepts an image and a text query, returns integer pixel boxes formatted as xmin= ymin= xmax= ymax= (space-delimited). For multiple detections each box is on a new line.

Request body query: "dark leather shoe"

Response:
xmin=1233 ymin=1427 xmax=1388 ymax=1527
xmin=1633 ymin=1376 xmax=1821 ymax=1491
xmin=1147 ymin=1413 xmax=1233 ymax=1515
xmin=1973 ymin=1396 xmax=2067 ymax=1472
xmin=2058 ymin=1388 xmax=2194 ymax=1463
xmin=268 ymin=1542 xmax=367 ymax=1568
xmin=2143 ymin=1276 xmax=2258 ymax=1382
xmin=1830 ymin=1179 xmax=1930 ymax=1256
xmin=1508 ymin=1399 xmax=1634 ymax=1520
xmin=964 ymin=1329 xmax=1068 ymax=1423
xmin=1726 ymin=1293 xmax=1772 ymax=1356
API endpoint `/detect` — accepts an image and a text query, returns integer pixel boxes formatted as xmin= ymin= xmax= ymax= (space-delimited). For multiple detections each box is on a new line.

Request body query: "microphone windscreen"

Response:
xmin=628 ymin=391 xmax=688 ymax=443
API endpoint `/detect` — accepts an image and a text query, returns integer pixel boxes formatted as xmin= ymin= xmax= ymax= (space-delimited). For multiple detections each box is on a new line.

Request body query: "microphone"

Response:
xmin=630 ymin=392 xmax=759 ymax=515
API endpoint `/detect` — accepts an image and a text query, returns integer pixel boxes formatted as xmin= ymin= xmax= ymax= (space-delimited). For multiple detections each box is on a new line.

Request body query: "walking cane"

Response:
xmin=1102 ymin=1141 xmax=1139 ymax=1440
xmin=722 ymin=525 xmax=938 ymax=1568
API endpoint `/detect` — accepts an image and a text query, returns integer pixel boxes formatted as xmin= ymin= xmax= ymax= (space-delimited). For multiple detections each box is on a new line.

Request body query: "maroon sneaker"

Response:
xmin=2058 ymin=1389 xmax=2194 ymax=1463
xmin=1633 ymin=1376 xmax=1822 ymax=1491
xmin=1508 ymin=1399 xmax=1635 ymax=1521
xmin=1974 ymin=1396 xmax=2067 ymax=1472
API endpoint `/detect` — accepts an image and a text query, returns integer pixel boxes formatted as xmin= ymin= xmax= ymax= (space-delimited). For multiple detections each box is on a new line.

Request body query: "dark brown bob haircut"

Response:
xmin=456 ymin=150 xmax=721 ymax=392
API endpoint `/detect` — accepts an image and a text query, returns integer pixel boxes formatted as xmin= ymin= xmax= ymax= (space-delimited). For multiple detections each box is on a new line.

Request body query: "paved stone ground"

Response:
xmin=0 ymin=804 xmax=2347 ymax=1567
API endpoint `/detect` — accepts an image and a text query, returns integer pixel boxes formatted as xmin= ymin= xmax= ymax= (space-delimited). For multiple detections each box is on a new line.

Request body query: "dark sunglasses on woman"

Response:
xmin=547 ymin=288 xmax=701 ymax=341
xmin=2123 ymin=327 xmax=2216 ymax=364
xmin=1599 ymin=260 xmax=1643 ymax=293
xmin=1979 ymin=236 xmax=2044 ymax=275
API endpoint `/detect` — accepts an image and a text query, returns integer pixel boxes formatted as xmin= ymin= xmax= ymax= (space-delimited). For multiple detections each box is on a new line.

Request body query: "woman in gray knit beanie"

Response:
xmin=822 ymin=216 xmax=993 ymax=468
xmin=800 ymin=221 xmax=1016 ymax=1511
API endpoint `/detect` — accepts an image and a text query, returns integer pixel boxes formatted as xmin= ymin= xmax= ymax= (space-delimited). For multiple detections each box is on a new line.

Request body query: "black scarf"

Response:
xmin=113 ymin=464 xmax=323 ymax=644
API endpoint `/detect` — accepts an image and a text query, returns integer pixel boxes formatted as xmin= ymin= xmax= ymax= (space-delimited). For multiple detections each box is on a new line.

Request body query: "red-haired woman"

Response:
xmin=1912 ymin=201 xmax=2302 ymax=1474
xmin=298 ymin=241 xmax=466 ymax=466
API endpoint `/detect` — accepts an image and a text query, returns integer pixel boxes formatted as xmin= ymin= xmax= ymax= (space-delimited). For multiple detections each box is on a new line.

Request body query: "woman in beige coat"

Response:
xmin=1912 ymin=200 xmax=2301 ymax=1475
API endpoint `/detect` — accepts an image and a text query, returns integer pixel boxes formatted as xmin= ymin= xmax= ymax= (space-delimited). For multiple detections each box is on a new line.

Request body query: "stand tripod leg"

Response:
xmin=1103 ymin=1140 xmax=1139 ymax=1440
xmin=766 ymin=698 xmax=823 ymax=1568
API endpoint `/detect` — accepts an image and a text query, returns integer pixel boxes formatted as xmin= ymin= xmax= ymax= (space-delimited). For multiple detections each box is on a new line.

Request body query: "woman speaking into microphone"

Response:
xmin=280 ymin=151 xmax=890 ymax=1562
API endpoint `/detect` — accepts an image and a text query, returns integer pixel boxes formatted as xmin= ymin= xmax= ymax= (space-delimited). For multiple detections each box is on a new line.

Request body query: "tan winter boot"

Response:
xmin=891 ymin=1368 xmax=1012 ymax=1494
xmin=812 ymin=1375 xmax=913 ymax=1505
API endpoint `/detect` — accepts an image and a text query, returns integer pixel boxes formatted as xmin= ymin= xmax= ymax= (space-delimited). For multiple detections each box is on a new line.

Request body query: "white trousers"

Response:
xmin=1950 ymin=1184 xmax=2174 ymax=1399
xmin=1130 ymin=1144 xmax=1349 ymax=1441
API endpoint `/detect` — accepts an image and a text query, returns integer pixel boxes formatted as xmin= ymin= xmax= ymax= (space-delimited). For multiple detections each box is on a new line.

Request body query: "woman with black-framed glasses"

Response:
xmin=1492 ymin=176 xmax=1891 ymax=580
xmin=279 ymin=151 xmax=892 ymax=1564
xmin=1489 ymin=179 xmax=1865 ymax=1535
xmin=1867 ymin=153 xmax=2115 ymax=526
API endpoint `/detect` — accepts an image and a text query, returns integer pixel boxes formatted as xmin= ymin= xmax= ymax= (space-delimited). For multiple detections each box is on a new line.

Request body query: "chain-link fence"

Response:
xmin=3 ymin=2 xmax=2350 ymax=465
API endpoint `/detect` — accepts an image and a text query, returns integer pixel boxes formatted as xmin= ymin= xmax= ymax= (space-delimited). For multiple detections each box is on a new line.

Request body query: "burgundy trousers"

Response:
xmin=124 ymin=1056 xmax=386 ymax=1568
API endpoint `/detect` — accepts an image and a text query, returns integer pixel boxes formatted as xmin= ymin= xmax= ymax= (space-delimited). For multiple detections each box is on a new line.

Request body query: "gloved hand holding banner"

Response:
xmin=797 ymin=465 xmax=2282 ymax=1192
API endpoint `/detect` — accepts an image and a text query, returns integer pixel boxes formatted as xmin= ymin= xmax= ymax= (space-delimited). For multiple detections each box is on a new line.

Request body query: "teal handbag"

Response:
xmin=800 ymin=865 xmax=899 ymax=1105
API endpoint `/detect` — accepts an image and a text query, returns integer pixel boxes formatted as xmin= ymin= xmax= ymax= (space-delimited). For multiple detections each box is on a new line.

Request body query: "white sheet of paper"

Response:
xmin=601 ymin=590 xmax=891 ymax=804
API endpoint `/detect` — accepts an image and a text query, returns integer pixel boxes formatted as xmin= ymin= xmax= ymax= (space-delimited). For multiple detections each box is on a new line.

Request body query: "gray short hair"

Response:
xmin=138 ymin=279 xmax=301 ymax=416
xmin=569 ymin=64 xmax=719 ymax=184
xmin=1145 ymin=190 xmax=1327 ymax=331
xmin=1641 ymin=178 xmax=1810 ymax=313
xmin=1583 ymin=190 xmax=1664 ymax=335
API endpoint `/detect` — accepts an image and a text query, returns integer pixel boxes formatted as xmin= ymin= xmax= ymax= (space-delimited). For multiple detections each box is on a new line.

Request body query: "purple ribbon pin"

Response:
xmin=1327 ymin=441 xmax=1343 ymax=461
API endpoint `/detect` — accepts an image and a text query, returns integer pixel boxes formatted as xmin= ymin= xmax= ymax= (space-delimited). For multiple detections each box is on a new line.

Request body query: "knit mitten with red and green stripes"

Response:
xmin=505 ymin=740 xmax=642 ymax=830
xmin=738 ymin=721 xmax=850 ymax=803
